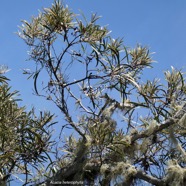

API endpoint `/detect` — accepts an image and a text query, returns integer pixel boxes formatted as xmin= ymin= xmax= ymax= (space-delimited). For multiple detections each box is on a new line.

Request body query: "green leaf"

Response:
xmin=0 ymin=75 xmax=10 ymax=83
xmin=33 ymin=70 xmax=41 ymax=95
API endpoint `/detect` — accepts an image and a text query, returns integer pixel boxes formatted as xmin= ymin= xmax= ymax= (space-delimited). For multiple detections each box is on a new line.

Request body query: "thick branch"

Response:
xmin=131 ymin=102 xmax=186 ymax=143
xmin=45 ymin=140 xmax=88 ymax=186
xmin=131 ymin=118 xmax=176 ymax=143
xmin=135 ymin=170 xmax=166 ymax=186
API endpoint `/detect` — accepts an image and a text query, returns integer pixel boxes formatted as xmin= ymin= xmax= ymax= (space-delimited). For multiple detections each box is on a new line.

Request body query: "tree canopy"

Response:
xmin=1 ymin=0 xmax=186 ymax=185
xmin=0 ymin=66 xmax=56 ymax=185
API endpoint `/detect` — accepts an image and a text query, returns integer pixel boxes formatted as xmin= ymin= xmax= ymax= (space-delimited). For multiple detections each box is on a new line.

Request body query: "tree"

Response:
xmin=17 ymin=0 xmax=186 ymax=185
xmin=0 ymin=66 xmax=56 ymax=185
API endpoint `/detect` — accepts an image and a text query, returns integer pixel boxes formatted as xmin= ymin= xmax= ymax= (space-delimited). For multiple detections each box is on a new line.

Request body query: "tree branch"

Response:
xmin=131 ymin=118 xmax=176 ymax=143
xmin=135 ymin=170 xmax=166 ymax=186
xmin=45 ymin=139 xmax=88 ymax=186
xmin=131 ymin=102 xmax=186 ymax=143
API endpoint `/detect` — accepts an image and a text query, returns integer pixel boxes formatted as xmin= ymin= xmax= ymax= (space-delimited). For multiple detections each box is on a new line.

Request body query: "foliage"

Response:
xmin=17 ymin=0 xmax=186 ymax=185
xmin=0 ymin=68 xmax=56 ymax=185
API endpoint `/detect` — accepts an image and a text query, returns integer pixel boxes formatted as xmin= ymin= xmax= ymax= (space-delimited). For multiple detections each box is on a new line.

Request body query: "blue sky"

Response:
xmin=1 ymin=0 xmax=186 ymax=184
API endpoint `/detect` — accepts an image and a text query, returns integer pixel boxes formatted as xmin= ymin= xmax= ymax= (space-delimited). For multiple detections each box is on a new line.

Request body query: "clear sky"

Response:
xmin=1 ymin=1 xmax=186 ymax=184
